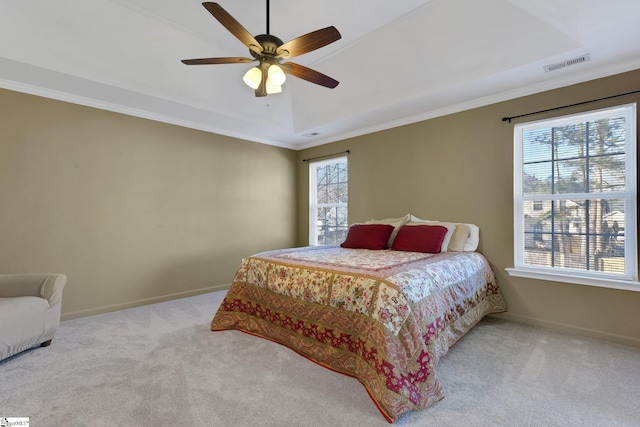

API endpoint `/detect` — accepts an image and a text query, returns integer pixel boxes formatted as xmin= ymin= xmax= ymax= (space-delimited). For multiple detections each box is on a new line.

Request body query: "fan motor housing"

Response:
xmin=251 ymin=34 xmax=284 ymax=58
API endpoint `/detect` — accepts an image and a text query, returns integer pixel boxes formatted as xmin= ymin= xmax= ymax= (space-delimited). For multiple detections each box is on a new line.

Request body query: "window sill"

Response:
xmin=505 ymin=267 xmax=640 ymax=292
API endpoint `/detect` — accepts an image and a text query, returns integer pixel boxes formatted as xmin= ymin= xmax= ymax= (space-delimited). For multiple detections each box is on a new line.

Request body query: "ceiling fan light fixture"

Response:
xmin=242 ymin=67 xmax=262 ymax=89
xmin=182 ymin=2 xmax=341 ymax=97
xmin=267 ymin=64 xmax=286 ymax=86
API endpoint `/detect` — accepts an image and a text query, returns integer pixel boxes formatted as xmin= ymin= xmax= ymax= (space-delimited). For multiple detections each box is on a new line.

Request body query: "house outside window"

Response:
xmin=509 ymin=104 xmax=638 ymax=291
xmin=309 ymin=156 xmax=348 ymax=245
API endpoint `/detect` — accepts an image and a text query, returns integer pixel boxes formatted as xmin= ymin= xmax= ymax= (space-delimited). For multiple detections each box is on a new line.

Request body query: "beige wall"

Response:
xmin=0 ymin=89 xmax=297 ymax=319
xmin=297 ymin=69 xmax=640 ymax=347
xmin=3 ymin=68 xmax=639 ymax=346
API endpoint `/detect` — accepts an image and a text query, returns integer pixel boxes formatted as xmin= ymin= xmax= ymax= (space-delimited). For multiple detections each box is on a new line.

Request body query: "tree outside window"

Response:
xmin=309 ymin=157 xmax=348 ymax=245
xmin=514 ymin=104 xmax=637 ymax=282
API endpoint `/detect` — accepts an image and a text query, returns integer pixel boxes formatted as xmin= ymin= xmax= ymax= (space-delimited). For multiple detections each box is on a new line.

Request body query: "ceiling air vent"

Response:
xmin=544 ymin=54 xmax=590 ymax=72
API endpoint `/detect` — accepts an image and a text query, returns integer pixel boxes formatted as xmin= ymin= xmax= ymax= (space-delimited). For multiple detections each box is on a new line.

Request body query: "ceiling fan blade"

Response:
xmin=202 ymin=2 xmax=263 ymax=55
xmin=282 ymin=62 xmax=339 ymax=89
xmin=181 ymin=57 xmax=254 ymax=65
xmin=276 ymin=26 xmax=341 ymax=59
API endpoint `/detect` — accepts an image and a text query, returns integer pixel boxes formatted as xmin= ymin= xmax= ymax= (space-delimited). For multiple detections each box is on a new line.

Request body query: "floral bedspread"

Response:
xmin=212 ymin=246 xmax=507 ymax=422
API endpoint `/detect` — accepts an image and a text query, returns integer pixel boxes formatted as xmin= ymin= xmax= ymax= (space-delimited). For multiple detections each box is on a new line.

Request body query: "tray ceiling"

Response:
xmin=2 ymin=0 xmax=640 ymax=149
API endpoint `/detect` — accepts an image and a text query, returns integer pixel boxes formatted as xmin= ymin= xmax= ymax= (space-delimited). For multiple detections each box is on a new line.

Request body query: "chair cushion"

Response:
xmin=0 ymin=296 xmax=49 ymax=316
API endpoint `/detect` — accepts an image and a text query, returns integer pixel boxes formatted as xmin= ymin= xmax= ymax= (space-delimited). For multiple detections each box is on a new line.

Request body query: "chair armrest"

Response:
xmin=39 ymin=274 xmax=67 ymax=306
xmin=0 ymin=274 xmax=66 ymax=305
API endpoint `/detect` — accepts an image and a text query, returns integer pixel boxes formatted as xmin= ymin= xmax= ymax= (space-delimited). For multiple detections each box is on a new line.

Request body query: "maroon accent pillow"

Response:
xmin=340 ymin=224 xmax=395 ymax=250
xmin=391 ymin=225 xmax=448 ymax=253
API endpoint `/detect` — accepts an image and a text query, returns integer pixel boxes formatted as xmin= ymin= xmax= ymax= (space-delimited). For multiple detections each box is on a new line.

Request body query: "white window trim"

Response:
xmin=508 ymin=103 xmax=638 ymax=291
xmin=308 ymin=156 xmax=348 ymax=246
xmin=505 ymin=268 xmax=640 ymax=292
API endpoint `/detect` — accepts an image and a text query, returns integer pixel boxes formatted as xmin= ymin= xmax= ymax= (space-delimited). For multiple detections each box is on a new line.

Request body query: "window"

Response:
xmin=309 ymin=156 xmax=348 ymax=245
xmin=509 ymin=104 xmax=638 ymax=290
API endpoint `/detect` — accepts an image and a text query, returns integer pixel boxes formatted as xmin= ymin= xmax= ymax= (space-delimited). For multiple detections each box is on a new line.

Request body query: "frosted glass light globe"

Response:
xmin=267 ymin=65 xmax=286 ymax=86
xmin=242 ymin=67 xmax=261 ymax=89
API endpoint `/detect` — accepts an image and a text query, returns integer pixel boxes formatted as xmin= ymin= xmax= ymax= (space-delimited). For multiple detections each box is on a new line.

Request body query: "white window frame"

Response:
xmin=507 ymin=103 xmax=639 ymax=292
xmin=309 ymin=156 xmax=348 ymax=246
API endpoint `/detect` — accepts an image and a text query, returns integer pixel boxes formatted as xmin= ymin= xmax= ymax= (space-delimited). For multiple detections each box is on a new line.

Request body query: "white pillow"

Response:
xmin=463 ymin=223 xmax=480 ymax=251
xmin=365 ymin=214 xmax=410 ymax=247
xmin=407 ymin=216 xmax=457 ymax=253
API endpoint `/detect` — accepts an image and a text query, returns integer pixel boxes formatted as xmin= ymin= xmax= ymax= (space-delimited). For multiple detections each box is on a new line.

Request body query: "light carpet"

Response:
xmin=1 ymin=290 xmax=639 ymax=426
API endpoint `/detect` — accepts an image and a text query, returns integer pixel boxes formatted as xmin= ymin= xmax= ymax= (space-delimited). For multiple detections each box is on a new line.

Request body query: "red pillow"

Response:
xmin=391 ymin=225 xmax=448 ymax=253
xmin=340 ymin=224 xmax=395 ymax=250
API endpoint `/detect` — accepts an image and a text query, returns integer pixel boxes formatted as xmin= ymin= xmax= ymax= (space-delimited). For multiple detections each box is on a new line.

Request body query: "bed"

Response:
xmin=211 ymin=218 xmax=507 ymax=422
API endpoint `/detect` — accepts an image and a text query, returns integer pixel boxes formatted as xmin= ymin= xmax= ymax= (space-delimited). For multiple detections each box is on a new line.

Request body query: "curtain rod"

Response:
xmin=302 ymin=150 xmax=350 ymax=163
xmin=501 ymin=89 xmax=640 ymax=123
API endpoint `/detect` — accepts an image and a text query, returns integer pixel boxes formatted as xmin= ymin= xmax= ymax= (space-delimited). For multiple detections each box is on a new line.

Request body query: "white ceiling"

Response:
xmin=2 ymin=0 xmax=640 ymax=150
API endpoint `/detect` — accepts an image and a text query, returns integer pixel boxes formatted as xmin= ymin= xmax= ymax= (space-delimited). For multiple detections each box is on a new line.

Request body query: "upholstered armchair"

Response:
xmin=0 ymin=274 xmax=66 ymax=361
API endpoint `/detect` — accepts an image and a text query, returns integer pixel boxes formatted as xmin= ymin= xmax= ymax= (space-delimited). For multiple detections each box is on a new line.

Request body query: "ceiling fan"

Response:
xmin=181 ymin=1 xmax=342 ymax=97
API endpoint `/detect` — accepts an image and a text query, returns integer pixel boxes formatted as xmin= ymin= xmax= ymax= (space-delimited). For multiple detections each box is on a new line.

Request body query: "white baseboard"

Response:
xmin=492 ymin=312 xmax=640 ymax=348
xmin=61 ymin=283 xmax=231 ymax=321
